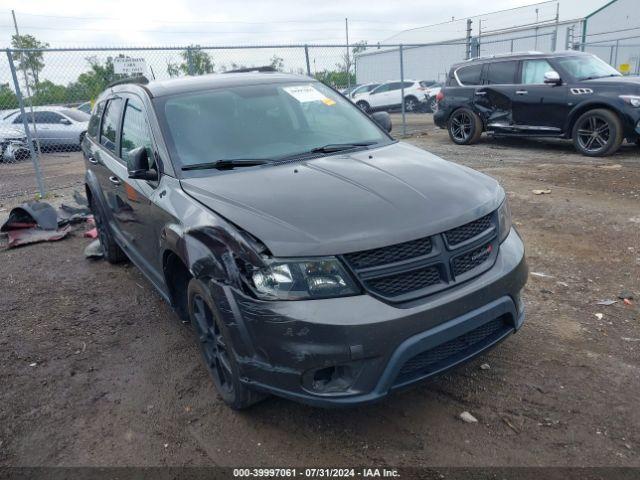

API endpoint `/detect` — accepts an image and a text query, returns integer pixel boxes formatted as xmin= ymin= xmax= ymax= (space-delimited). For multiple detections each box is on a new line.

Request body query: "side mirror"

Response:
xmin=371 ymin=111 xmax=392 ymax=133
xmin=127 ymin=146 xmax=158 ymax=181
xmin=543 ymin=71 xmax=562 ymax=85
xmin=60 ymin=118 xmax=72 ymax=125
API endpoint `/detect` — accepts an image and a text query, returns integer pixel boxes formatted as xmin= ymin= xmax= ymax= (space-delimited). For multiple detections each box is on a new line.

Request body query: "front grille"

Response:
xmin=444 ymin=213 xmax=493 ymax=246
xmin=342 ymin=211 xmax=498 ymax=302
xmin=365 ymin=266 xmax=441 ymax=297
xmin=394 ymin=316 xmax=510 ymax=385
xmin=344 ymin=236 xmax=432 ymax=269
xmin=452 ymin=242 xmax=493 ymax=277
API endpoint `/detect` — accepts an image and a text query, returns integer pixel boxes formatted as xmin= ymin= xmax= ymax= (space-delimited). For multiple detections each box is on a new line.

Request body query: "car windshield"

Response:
xmin=60 ymin=109 xmax=90 ymax=121
xmin=156 ymin=81 xmax=390 ymax=168
xmin=556 ymin=55 xmax=621 ymax=80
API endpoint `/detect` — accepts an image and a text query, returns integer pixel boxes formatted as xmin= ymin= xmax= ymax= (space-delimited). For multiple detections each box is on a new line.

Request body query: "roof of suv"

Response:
xmin=112 ymin=71 xmax=311 ymax=98
xmin=450 ymin=50 xmax=591 ymax=69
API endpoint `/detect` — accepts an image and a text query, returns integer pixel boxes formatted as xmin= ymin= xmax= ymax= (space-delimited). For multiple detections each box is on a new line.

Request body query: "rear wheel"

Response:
xmin=404 ymin=96 xmax=420 ymax=113
xmin=91 ymin=195 xmax=127 ymax=264
xmin=188 ymin=278 xmax=265 ymax=410
xmin=356 ymin=101 xmax=370 ymax=113
xmin=448 ymin=108 xmax=482 ymax=145
xmin=572 ymin=109 xmax=623 ymax=157
xmin=428 ymin=96 xmax=438 ymax=113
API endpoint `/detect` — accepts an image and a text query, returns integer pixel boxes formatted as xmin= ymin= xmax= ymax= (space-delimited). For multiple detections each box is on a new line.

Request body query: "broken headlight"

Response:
xmin=620 ymin=95 xmax=640 ymax=107
xmin=497 ymin=197 xmax=512 ymax=243
xmin=251 ymin=257 xmax=359 ymax=300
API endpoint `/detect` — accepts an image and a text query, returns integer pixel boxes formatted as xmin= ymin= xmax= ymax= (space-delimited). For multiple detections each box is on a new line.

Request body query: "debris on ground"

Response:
xmin=531 ymin=272 xmax=553 ymax=278
xmin=1 ymin=201 xmax=58 ymax=231
xmin=84 ymin=239 xmax=103 ymax=259
xmin=623 ymin=299 xmax=633 ymax=306
xmin=618 ymin=291 xmax=634 ymax=300
xmin=459 ymin=411 xmax=478 ymax=423
xmin=3 ymin=225 xmax=72 ymax=248
xmin=84 ymin=228 xmax=98 ymax=239
xmin=595 ymin=313 xmax=604 ymax=320
xmin=480 ymin=363 xmax=490 ymax=370
xmin=596 ymin=300 xmax=618 ymax=306
xmin=532 ymin=189 xmax=552 ymax=195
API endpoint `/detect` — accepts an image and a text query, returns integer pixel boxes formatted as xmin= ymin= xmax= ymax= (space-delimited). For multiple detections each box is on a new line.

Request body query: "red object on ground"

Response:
xmin=6 ymin=225 xmax=71 ymax=248
xmin=83 ymin=228 xmax=98 ymax=239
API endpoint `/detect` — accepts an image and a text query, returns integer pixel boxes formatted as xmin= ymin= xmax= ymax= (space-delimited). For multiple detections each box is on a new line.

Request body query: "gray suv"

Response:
xmin=84 ymin=71 xmax=527 ymax=409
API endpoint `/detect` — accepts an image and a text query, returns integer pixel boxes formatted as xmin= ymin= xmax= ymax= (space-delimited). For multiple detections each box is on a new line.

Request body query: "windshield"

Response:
xmin=61 ymin=109 xmax=90 ymax=122
xmin=157 ymin=81 xmax=390 ymax=168
xmin=556 ymin=55 xmax=621 ymax=80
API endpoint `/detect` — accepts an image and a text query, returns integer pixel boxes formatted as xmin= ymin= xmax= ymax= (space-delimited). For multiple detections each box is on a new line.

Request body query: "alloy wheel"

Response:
xmin=576 ymin=115 xmax=611 ymax=154
xmin=450 ymin=111 xmax=473 ymax=142
xmin=191 ymin=294 xmax=234 ymax=396
xmin=405 ymin=98 xmax=417 ymax=112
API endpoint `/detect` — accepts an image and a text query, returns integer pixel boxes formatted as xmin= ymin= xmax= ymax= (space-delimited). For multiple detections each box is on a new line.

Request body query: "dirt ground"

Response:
xmin=0 ymin=114 xmax=639 ymax=467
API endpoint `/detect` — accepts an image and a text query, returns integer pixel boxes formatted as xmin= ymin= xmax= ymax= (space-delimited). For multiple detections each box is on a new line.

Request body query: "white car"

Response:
xmin=348 ymin=82 xmax=380 ymax=99
xmin=351 ymin=80 xmax=428 ymax=113
xmin=424 ymin=83 xmax=443 ymax=112
xmin=2 ymin=106 xmax=89 ymax=150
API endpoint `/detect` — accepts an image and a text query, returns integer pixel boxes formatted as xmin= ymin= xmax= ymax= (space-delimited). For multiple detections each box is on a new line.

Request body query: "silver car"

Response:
xmin=2 ymin=106 xmax=89 ymax=150
xmin=0 ymin=124 xmax=29 ymax=162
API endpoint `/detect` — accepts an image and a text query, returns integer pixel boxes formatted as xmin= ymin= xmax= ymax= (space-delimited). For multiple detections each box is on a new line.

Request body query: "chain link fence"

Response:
xmin=0 ymin=30 xmax=637 ymax=199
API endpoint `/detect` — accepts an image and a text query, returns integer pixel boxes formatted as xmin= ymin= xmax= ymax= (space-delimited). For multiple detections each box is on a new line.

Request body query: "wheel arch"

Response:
xmin=565 ymin=101 xmax=624 ymax=137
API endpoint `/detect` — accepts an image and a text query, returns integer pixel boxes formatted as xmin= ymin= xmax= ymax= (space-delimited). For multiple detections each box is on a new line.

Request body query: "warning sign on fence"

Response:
xmin=113 ymin=57 xmax=147 ymax=75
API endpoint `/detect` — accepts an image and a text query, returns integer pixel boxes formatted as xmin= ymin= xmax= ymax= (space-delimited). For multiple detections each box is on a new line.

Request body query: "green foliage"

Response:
xmin=314 ymin=70 xmax=356 ymax=89
xmin=269 ymin=55 xmax=285 ymax=71
xmin=0 ymin=83 xmax=19 ymax=109
xmin=167 ymin=46 xmax=215 ymax=77
xmin=11 ymin=34 xmax=49 ymax=89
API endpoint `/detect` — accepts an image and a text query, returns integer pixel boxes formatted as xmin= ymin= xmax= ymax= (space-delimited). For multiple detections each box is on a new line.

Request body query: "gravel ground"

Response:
xmin=1 ymin=115 xmax=639 ymax=467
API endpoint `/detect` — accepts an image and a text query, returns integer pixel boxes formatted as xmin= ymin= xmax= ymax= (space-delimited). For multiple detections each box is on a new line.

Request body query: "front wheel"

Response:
xmin=572 ymin=109 xmax=623 ymax=157
xmin=188 ymin=278 xmax=265 ymax=410
xmin=447 ymin=108 xmax=483 ymax=145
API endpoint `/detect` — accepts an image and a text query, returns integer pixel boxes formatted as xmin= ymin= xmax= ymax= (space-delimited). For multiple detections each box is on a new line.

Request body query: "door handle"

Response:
xmin=516 ymin=90 xmax=528 ymax=95
xmin=474 ymin=91 xmax=487 ymax=96
xmin=109 ymin=176 xmax=121 ymax=186
xmin=87 ymin=156 xmax=98 ymax=164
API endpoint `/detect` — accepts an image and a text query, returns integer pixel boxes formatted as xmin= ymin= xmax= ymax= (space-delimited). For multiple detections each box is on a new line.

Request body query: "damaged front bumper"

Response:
xmin=206 ymin=228 xmax=527 ymax=407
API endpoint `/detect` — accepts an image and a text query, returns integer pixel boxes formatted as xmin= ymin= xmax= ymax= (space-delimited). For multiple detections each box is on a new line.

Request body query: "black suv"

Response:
xmin=83 ymin=71 xmax=527 ymax=409
xmin=434 ymin=51 xmax=640 ymax=156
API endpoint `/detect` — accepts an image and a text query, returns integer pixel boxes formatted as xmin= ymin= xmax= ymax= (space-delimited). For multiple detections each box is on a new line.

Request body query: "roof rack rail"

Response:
xmin=465 ymin=51 xmax=544 ymax=62
xmin=107 ymin=75 xmax=150 ymax=88
xmin=223 ymin=66 xmax=277 ymax=74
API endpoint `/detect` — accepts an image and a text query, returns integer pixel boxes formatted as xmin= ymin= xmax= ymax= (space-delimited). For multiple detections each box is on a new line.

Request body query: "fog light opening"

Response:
xmin=309 ymin=365 xmax=354 ymax=394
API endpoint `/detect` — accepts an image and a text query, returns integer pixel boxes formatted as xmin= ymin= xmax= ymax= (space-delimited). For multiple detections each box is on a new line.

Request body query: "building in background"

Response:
xmin=355 ymin=0 xmax=639 ymax=84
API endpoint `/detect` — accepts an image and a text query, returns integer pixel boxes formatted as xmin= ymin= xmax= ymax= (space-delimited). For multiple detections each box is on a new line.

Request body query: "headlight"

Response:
xmin=251 ymin=257 xmax=359 ymax=300
xmin=497 ymin=197 xmax=512 ymax=243
xmin=620 ymin=95 xmax=640 ymax=107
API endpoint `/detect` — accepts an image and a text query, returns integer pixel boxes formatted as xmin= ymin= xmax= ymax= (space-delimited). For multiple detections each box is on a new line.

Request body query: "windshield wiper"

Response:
xmin=310 ymin=142 xmax=376 ymax=153
xmin=182 ymin=159 xmax=269 ymax=171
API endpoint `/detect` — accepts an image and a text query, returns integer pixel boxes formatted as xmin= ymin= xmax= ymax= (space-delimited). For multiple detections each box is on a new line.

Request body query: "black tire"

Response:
xmin=448 ymin=108 xmax=483 ymax=145
xmin=572 ymin=108 xmax=623 ymax=157
xmin=187 ymin=278 xmax=265 ymax=410
xmin=404 ymin=96 xmax=420 ymax=113
xmin=428 ymin=96 xmax=438 ymax=113
xmin=356 ymin=100 xmax=370 ymax=113
xmin=90 ymin=194 xmax=127 ymax=264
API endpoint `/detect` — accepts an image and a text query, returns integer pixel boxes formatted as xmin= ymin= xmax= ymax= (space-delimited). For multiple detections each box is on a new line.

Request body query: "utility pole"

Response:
xmin=552 ymin=2 xmax=560 ymax=51
xmin=11 ymin=9 xmax=45 ymax=196
xmin=345 ymin=18 xmax=351 ymax=94
xmin=465 ymin=19 xmax=473 ymax=60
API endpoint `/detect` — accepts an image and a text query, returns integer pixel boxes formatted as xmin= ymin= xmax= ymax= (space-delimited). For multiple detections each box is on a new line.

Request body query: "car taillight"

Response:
xmin=436 ymin=91 xmax=444 ymax=102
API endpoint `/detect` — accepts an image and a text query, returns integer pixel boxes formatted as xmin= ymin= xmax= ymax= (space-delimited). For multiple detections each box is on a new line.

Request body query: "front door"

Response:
xmin=511 ymin=58 xmax=569 ymax=132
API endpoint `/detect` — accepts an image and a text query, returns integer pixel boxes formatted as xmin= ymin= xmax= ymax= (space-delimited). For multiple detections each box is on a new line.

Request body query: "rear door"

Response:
xmin=368 ymin=83 xmax=391 ymax=108
xmin=512 ymin=58 xmax=568 ymax=131
xmin=473 ymin=60 xmax=520 ymax=127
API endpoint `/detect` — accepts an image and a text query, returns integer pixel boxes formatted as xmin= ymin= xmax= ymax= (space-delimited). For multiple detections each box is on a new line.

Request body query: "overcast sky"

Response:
xmin=0 ymin=0 xmax=608 ymax=47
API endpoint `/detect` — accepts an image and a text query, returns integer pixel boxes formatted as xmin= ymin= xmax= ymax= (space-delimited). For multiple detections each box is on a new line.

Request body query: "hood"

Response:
xmin=180 ymin=142 xmax=503 ymax=257
xmin=583 ymin=75 xmax=640 ymax=89
xmin=0 ymin=124 xmax=26 ymax=140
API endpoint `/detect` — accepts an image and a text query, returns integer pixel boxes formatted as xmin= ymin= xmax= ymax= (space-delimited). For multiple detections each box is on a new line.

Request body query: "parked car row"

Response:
xmin=433 ymin=51 xmax=640 ymax=157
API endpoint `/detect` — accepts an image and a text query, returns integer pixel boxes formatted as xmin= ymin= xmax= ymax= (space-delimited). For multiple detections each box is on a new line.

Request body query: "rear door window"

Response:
xmin=456 ymin=64 xmax=483 ymax=86
xmin=100 ymin=98 xmax=123 ymax=154
xmin=485 ymin=61 xmax=518 ymax=85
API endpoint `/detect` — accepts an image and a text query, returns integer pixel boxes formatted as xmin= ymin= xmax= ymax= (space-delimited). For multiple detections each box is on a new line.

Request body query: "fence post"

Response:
xmin=399 ymin=44 xmax=406 ymax=137
xmin=186 ymin=47 xmax=194 ymax=76
xmin=6 ymin=49 xmax=45 ymax=198
xmin=614 ymin=40 xmax=620 ymax=69
xmin=609 ymin=45 xmax=615 ymax=64
xmin=304 ymin=45 xmax=311 ymax=77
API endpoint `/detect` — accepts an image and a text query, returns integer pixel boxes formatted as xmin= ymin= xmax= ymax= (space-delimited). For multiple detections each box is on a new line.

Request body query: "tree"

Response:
xmin=339 ymin=41 xmax=367 ymax=81
xmin=11 ymin=34 xmax=49 ymax=90
xmin=269 ymin=55 xmax=284 ymax=71
xmin=66 ymin=55 xmax=126 ymax=102
xmin=0 ymin=83 xmax=19 ymax=109
xmin=166 ymin=46 xmax=214 ymax=77
xmin=30 ymin=80 xmax=68 ymax=106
